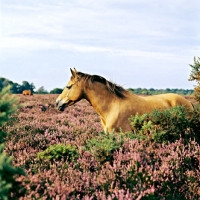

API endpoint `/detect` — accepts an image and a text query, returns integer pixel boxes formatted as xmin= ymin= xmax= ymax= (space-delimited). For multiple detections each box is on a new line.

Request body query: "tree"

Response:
xmin=50 ymin=88 xmax=63 ymax=94
xmin=188 ymin=57 xmax=200 ymax=102
xmin=11 ymin=83 xmax=22 ymax=94
xmin=149 ymin=88 xmax=155 ymax=92
xmin=36 ymin=86 xmax=48 ymax=94
xmin=21 ymin=81 xmax=30 ymax=91
xmin=30 ymin=83 xmax=35 ymax=92
xmin=0 ymin=86 xmax=25 ymax=199
xmin=0 ymin=78 xmax=13 ymax=91
xmin=0 ymin=78 xmax=36 ymax=94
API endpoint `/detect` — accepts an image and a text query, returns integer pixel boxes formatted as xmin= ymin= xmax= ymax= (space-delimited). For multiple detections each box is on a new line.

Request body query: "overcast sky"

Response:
xmin=0 ymin=0 xmax=200 ymax=91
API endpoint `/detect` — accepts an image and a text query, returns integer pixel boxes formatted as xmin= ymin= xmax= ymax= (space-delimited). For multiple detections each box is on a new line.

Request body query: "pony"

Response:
xmin=22 ymin=90 xmax=33 ymax=95
xmin=56 ymin=68 xmax=194 ymax=132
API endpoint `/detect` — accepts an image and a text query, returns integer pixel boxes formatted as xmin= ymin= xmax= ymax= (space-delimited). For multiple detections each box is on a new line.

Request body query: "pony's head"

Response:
xmin=56 ymin=68 xmax=84 ymax=111
xmin=56 ymin=68 xmax=127 ymax=111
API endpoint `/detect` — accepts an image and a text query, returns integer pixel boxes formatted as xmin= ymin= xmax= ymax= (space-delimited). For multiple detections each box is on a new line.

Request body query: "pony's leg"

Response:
xmin=100 ymin=119 xmax=114 ymax=133
xmin=100 ymin=119 xmax=107 ymax=133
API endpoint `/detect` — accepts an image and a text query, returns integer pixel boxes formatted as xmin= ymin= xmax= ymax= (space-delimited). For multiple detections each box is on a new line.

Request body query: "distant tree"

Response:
xmin=141 ymin=88 xmax=149 ymax=95
xmin=0 ymin=78 xmax=22 ymax=93
xmin=188 ymin=57 xmax=200 ymax=102
xmin=128 ymin=88 xmax=193 ymax=95
xmin=0 ymin=78 xmax=5 ymax=91
xmin=36 ymin=86 xmax=48 ymax=94
xmin=149 ymin=88 xmax=155 ymax=92
xmin=30 ymin=83 xmax=35 ymax=92
xmin=137 ymin=88 xmax=142 ymax=94
xmin=50 ymin=88 xmax=63 ymax=94
xmin=22 ymin=81 xmax=30 ymax=91
xmin=21 ymin=81 xmax=35 ymax=93
xmin=0 ymin=78 xmax=35 ymax=93
xmin=11 ymin=83 xmax=22 ymax=94
xmin=0 ymin=78 xmax=13 ymax=91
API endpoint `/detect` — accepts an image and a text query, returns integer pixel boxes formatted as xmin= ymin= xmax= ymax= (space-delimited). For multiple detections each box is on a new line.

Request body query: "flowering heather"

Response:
xmin=3 ymin=94 xmax=200 ymax=199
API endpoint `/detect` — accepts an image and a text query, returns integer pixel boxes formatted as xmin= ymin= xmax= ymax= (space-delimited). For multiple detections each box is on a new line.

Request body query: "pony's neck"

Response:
xmin=83 ymin=82 xmax=116 ymax=117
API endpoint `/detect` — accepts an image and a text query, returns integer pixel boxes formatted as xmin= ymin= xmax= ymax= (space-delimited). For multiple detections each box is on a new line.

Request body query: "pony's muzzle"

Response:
xmin=56 ymin=99 xmax=66 ymax=111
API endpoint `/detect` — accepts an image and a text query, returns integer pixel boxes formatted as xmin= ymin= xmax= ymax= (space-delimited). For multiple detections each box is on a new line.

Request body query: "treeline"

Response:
xmin=128 ymin=88 xmax=194 ymax=95
xmin=0 ymin=77 xmax=194 ymax=95
xmin=0 ymin=77 xmax=63 ymax=94
xmin=0 ymin=77 xmax=35 ymax=94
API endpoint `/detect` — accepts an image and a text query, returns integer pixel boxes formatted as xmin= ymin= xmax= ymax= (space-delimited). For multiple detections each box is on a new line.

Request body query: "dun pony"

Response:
xmin=56 ymin=68 xmax=193 ymax=132
xmin=22 ymin=90 xmax=33 ymax=95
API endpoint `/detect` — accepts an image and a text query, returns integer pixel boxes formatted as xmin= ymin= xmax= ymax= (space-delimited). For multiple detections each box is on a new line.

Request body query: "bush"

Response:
xmin=0 ymin=86 xmax=20 ymax=144
xmin=0 ymin=144 xmax=25 ymax=200
xmin=37 ymin=143 xmax=79 ymax=162
xmin=85 ymin=131 xmax=125 ymax=163
xmin=0 ymin=86 xmax=25 ymax=200
xmin=129 ymin=106 xmax=200 ymax=144
xmin=49 ymin=88 xmax=63 ymax=94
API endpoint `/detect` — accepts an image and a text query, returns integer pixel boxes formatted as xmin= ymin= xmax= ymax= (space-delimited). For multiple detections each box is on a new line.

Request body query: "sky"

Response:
xmin=0 ymin=0 xmax=200 ymax=91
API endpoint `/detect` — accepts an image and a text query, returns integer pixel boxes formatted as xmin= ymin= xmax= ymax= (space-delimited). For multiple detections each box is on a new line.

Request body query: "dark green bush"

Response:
xmin=0 ymin=144 xmax=25 ymax=200
xmin=85 ymin=132 xmax=125 ymax=163
xmin=0 ymin=86 xmax=25 ymax=200
xmin=129 ymin=106 xmax=200 ymax=144
xmin=37 ymin=143 xmax=79 ymax=162
xmin=0 ymin=86 xmax=20 ymax=144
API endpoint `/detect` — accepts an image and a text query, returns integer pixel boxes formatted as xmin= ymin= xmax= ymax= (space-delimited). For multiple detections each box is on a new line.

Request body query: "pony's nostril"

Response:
xmin=56 ymin=100 xmax=59 ymax=107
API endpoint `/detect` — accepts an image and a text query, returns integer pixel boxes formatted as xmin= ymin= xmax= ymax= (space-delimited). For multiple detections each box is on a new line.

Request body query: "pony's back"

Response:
xmin=22 ymin=90 xmax=33 ymax=95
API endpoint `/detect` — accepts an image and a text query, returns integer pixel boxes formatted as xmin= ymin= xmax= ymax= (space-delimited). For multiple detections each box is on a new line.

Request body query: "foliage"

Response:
xmin=37 ymin=143 xmax=79 ymax=162
xmin=21 ymin=81 xmax=35 ymax=93
xmin=129 ymin=106 xmax=200 ymax=144
xmin=35 ymin=86 xmax=48 ymax=94
xmin=0 ymin=86 xmax=25 ymax=200
xmin=0 ymin=144 xmax=25 ymax=200
xmin=189 ymin=57 xmax=200 ymax=102
xmin=0 ymin=86 xmax=20 ymax=143
xmin=85 ymin=131 xmax=125 ymax=163
xmin=0 ymin=76 xmax=61 ymax=94
xmin=129 ymin=87 xmax=194 ymax=95
xmin=50 ymin=88 xmax=63 ymax=94
xmin=0 ymin=77 xmax=35 ymax=94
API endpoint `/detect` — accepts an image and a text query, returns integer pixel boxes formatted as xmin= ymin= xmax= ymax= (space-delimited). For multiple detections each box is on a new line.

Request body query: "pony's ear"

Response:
xmin=74 ymin=68 xmax=77 ymax=73
xmin=70 ymin=68 xmax=76 ymax=78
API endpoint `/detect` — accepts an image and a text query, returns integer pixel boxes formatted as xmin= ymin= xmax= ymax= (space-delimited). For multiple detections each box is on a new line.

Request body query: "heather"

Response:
xmin=2 ymin=94 xmax=200 ymax=199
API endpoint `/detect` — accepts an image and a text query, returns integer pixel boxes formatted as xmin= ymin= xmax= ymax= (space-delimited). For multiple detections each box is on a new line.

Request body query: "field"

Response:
xmin=3 ymin=94 xmax=200 ymax=199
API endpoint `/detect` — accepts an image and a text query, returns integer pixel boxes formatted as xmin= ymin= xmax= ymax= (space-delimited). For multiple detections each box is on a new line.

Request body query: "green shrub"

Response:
xmin=0 ymin=86 xmax=25 ymax=200
xmin=0 ymin=86 xmax=20 ymax=144
xmin=188 ymin=56 xmax=200 ymax=103
xmin=129 ymin=106 xmax=200 ymax=144
xmin=0 ymin=144 xmax=25 ymax=200
xmin=37 ymin=143 xmax=79 ymax=162
xmin=85 ymin=132 xmax=125 ymax=163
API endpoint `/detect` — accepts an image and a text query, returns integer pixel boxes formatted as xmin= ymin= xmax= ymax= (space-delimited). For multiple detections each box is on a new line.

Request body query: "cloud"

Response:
xmin=1 ymin=0 xmax=199 ymax=90
xmin=2 ymin=1 xmax=199 ymax=52
xmin=1 ymin=34 xmax=179 ymax=62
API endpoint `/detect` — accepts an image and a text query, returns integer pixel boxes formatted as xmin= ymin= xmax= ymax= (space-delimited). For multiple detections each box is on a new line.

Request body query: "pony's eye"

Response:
xmin=66 ymin=85 xmax=72 ymax=89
